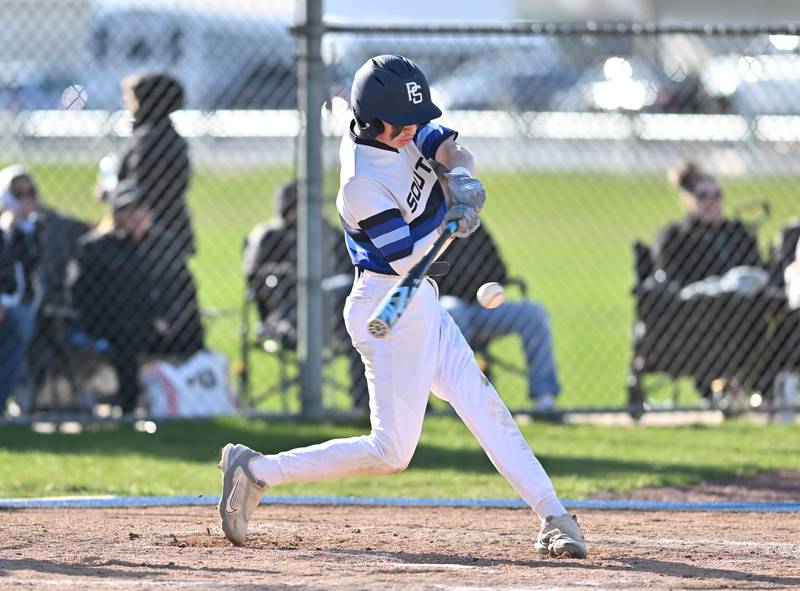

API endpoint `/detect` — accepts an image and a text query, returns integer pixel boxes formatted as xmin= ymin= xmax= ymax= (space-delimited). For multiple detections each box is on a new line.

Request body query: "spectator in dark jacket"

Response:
xmin=653 ymin=161 xmax=762 ymax=285
xmin=648 ymin=161 xmax=767 ymax=402
xmin=2 ymin=165 xmax=91 ymax=412
xmin=437 ymin=222 xmax=560 ymax=412
xmin=70 ymin=181 xmax=204 ymax=414
xmin=0 ymin=230 xmax=20 ymax=410
xmin=0 ymin=236 xmax=15 ymax=299
xmin=0 ymin=165 xmax=40 ymax=412
xmin=99 ymin=72 xmax=195 ymax=259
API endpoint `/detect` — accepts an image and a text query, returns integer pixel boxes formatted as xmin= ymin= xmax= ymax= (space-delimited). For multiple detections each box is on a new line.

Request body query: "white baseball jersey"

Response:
xmin=336 ymin=121 xmax=456 ymax=275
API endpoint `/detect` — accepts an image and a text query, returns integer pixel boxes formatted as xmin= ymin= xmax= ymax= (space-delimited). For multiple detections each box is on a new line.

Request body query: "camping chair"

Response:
xmin=627 ymin=241 xmax=784 ymax=418
xmin=627 ymin=200 xmax=776 ymax=418
xmin=238 ymin=270 xmax=359 ymax=412
xmin=25 ymin=303 xmax=116 ymax=415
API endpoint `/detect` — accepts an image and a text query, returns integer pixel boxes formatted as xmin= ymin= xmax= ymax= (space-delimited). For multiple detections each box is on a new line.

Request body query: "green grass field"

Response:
xmin=1 ymin=416 xmax=798 ymax=499
xmin=19 ymin=160 xmax=800 ymax=412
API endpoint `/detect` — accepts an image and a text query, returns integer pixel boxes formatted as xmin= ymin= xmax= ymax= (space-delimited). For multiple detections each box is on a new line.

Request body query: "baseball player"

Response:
xmin=218 ymin=55 xmax=587 ymax=559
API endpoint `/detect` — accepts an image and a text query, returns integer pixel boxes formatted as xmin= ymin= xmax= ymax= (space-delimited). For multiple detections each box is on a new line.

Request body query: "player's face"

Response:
xmin=378 ymin=122 xmax=418 ymax=148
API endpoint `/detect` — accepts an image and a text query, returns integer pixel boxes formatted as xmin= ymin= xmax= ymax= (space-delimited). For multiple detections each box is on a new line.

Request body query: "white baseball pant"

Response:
xmin=251 ymin=269 xmax=564 ymax=517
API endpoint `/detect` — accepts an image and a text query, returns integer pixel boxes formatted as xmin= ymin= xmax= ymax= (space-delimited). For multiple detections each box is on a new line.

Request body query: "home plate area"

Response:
xmin=1 ymin=504 xmax=799 ymax=590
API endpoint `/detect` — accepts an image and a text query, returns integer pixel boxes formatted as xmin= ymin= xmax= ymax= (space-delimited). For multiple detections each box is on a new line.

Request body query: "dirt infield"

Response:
xmin=1 ymin=504 xmax=798 ymax=590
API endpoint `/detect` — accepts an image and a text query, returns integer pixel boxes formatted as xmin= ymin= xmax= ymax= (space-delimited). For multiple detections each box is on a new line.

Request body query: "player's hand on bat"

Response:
xmin=445 ymin=169 xmax=486 ymax=213
xmin=441 ymin=203 xmax=480 ymax=238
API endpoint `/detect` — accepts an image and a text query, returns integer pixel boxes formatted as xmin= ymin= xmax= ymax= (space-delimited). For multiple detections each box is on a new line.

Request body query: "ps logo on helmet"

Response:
xmin=405 ymin=82 xmax=422 ymax=105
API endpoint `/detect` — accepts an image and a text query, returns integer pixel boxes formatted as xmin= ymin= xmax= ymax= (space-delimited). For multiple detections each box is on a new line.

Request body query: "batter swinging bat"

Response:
xmin=367 ymin=219 xmax=458 ymax=338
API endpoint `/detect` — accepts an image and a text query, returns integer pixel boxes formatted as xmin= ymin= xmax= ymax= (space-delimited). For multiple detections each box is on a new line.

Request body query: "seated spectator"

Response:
xmin=97 ymin=72 xmax=195 ymax=260
xmin=69 ymin=181 xmax=204 ymax=414
xmin=647 ymin=160 xmax=766 ymax=402
xmin=786 ymin=245 xmax=800 ymax=310
xmin=0 ymin=229 xmax=16 ymax=299
xmin=15 ymin=172 xmax=90 ymax=410
xmin=0 ymin=165 xmax=40 ymax=413
xmin=436 ymin=221 xmax=561 ymax=412
xmin=242 ymin=180 xmax=368 ymax=410
xmin=1 ymin=228 xmax=23 ymax=414
xmin=653 ymin=161 xmax=762 ymax=286
xmin=755 ymin=235 xmax=800 ymax=395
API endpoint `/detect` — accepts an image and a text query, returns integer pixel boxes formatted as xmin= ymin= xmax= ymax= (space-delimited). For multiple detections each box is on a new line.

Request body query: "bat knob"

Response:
xmin=367 ymin=317 xmax=389 ymax=339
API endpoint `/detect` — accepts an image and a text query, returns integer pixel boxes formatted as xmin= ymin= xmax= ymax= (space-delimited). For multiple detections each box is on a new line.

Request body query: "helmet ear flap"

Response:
xmin=354 ymin=113 xmax=384 ymax=140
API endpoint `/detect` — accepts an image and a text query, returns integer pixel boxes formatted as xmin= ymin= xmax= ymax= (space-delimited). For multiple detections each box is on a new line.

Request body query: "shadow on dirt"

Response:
xmin=323 ymin=548 xmax=800 ymax=586
xmin=0 ymin=557 xmax=277 ymax=579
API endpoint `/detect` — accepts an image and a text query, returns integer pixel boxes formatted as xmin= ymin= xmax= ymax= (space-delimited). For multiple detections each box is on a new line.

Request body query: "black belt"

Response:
xmin=355 ymin=266 xmax=393 ymax=278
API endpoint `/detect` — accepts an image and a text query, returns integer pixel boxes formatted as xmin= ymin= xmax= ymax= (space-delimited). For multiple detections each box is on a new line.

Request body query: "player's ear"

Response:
xmin=355 ymin=114 xmax=384 ymax=139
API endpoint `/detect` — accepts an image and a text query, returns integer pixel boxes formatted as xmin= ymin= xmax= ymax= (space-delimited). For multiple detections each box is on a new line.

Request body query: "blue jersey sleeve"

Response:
xmin=414 ymin=123 xmax=458 ymax=160
xmin=359 ymin=209 xmax=413 ymax=262
xmin=339 ymin=178 xmax=414 ymax=265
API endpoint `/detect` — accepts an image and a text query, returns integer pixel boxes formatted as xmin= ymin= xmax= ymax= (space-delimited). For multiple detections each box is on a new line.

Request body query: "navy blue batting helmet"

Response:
xmin=351 ymin=55 xmax=442 ymax=138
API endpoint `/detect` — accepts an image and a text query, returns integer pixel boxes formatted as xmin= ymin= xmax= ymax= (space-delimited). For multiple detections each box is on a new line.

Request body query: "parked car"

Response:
xmin=429 ymin=42 xmax=580 ymax=111
xmin=0 ymin=62 xmax=73 ymax=111
xmin=550 ymin=55 xmax=726 ymax=113
xmin=702 ymin=52 xmax=800 ymax=116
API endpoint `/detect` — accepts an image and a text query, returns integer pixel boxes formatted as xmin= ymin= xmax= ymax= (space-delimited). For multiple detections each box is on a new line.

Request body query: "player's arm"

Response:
xmin=433 ymin=138 xmax=486 ymax=215
xmin=413 ymin=119 xmax=485 ymax=223
xmin=414 ymin=125 xmax=484 ymax=240
xmin=434 ymin=137 xmax=475 ymax=177
xmin=415 ymin=124 xmax=480 ymax=205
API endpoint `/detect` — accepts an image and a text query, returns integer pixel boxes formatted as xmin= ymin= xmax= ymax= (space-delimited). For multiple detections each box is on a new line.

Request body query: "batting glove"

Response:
xmin=445 ymin=167 xmax=486 ymax=213
xmin=441 ymin=203 xmax=480 ymax=239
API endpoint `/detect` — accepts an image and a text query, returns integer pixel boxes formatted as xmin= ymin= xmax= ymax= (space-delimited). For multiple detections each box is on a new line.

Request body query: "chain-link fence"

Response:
xmin=2 ymin=2 xmax=800 ymax=421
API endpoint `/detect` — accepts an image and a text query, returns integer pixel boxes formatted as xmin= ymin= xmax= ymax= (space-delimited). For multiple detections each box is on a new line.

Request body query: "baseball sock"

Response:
xmin=250 ymin=456 xmax=284 ymax=487
xmin=534 ymin=493 xmax=567 ymax=520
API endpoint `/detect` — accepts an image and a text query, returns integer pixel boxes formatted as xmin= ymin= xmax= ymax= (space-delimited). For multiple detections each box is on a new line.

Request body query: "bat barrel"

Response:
xmin=365 ymin=220 xmax=458 ymax=339
xmin=367 ymin=317 xmax=390 ymax=339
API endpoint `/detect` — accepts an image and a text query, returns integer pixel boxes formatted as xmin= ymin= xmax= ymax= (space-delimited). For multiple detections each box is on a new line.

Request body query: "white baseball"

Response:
xmin=477 ymin=282 xmax=504 ymax=309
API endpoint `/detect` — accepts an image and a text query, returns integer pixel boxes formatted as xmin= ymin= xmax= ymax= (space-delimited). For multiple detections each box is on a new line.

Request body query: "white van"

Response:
xmin=85 ymin=6 xmax=295 ymax=110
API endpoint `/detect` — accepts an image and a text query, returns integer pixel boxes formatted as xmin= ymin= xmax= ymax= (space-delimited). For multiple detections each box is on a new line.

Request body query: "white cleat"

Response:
xmin=217 ymin=443 xmax=267 ymax=546
xmin=534 ymin=513 xmax=587 ymax=559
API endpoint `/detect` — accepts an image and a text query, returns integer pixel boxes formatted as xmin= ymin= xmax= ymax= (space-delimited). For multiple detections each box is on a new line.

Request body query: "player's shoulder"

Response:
xmin=340 ymin=175 xmax=387 ymax=203
xmin=415 ymin=121 xmax=459 ymax=154
xmin=415 ymin=121 xmax=453 ymax=141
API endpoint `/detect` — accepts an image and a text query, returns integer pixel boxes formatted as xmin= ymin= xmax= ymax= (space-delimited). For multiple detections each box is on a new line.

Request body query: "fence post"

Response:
xmin=296 ymin=0 xmax=324 ymax=419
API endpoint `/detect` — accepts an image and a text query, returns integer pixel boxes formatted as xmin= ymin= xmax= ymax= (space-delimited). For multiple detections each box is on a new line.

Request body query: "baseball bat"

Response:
xmin=366 ymin=219 xmax=458 ymax=338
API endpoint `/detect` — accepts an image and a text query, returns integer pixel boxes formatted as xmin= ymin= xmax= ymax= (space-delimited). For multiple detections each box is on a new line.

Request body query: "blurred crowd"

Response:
xmin=4 ymin=61 xmax=800 ymax=421
xmin=1 ymin=72 xmax=203 ymax=417
xmin=630 ymin=160 xmax=800 ymax=415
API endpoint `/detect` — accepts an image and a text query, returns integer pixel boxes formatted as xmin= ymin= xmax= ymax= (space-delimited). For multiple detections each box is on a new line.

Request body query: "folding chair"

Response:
xmin=627 ymin=240 xmax=782 ymax=418
xmin=237 ymin=270 xmax=361 ymax=412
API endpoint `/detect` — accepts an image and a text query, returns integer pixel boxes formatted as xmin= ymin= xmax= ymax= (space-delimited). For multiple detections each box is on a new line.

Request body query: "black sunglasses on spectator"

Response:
xmin=694 ymin=189 xmax=722 ymax=201
xmin=13 ymin=187 xmax=37 ymax=199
